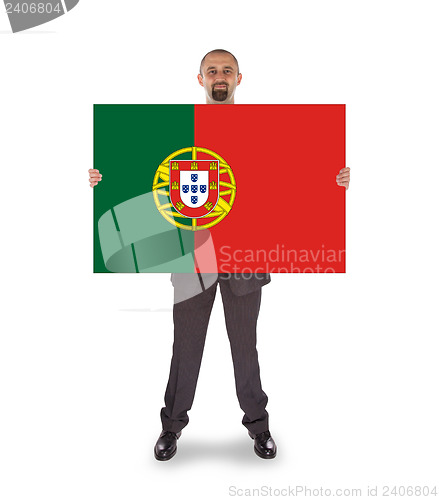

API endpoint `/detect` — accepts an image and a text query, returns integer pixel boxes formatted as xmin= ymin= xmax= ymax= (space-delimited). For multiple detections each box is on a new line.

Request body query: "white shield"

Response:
xmin=180 ymin=171 xmax=209 ymax=208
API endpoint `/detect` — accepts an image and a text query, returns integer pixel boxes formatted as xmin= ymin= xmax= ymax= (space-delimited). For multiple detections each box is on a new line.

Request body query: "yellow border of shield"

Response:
xmin=152 ymin=146 xmax=236 ymax=231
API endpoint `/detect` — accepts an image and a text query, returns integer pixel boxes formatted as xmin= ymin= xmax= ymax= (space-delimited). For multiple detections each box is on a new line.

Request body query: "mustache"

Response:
xmin=213 ymin=82 xmax=228 ymax=88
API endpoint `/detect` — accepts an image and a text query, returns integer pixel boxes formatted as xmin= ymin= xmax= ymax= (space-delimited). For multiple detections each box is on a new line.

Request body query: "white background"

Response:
xmin=1 ymin=1 xmax=438 ymax=499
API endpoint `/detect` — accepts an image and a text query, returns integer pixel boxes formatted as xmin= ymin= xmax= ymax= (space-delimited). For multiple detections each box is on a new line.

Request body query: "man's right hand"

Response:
xmin=89 ymin=169 xmax=102 ymax=188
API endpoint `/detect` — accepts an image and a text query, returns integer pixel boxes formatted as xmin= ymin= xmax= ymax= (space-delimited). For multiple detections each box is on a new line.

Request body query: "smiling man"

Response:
xmin=88 ymin=49 xmax=350 ymax=462
xmin=197 ymin=50 xmax=242 ymax=103
xmin=152 ymin=50 xmax=278 ymax=462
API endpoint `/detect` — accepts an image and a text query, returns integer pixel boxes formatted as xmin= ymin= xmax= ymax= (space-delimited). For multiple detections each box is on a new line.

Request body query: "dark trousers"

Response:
xmin=160 ymin=276 xmax=269 ymax=435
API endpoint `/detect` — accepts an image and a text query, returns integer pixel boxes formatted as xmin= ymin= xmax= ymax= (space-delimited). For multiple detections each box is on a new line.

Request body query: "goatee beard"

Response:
xmin=212 ymin=88 xmax=228 ymax=102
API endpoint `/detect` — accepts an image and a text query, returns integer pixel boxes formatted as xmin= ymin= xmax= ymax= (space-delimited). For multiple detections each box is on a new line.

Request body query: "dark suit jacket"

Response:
xmin=225 ymin=273 xmax=271 ymax=296
xmin=171 ymin=273 xmax=270 ymax=302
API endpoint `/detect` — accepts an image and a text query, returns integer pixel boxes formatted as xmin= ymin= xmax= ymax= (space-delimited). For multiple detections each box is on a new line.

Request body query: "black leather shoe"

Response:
xmin=154 ymin=430 xmax=181 ymax=461
xmin=249 ymin=430 xmax=277 ymax=459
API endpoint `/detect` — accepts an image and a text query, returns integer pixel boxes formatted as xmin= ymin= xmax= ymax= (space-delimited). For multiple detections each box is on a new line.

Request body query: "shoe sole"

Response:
xmin=154 ymin=447 xmax=177 ymax=461
xmin=254 ymin=445 xmax=277 ymax=459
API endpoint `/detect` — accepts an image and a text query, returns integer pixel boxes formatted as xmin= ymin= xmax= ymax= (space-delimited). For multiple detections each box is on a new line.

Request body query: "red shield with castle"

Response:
xmin=170 ymin=160 xmax=220 ymax=218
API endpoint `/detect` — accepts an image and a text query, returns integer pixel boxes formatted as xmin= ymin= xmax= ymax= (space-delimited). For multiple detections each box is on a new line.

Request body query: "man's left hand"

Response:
xmin=336 ymin=167 xmax=350 ymax=189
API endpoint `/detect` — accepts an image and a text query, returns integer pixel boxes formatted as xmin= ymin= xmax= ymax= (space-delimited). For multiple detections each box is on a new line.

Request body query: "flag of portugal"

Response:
xmin=94 ymin=104 xmax=345 ymax=273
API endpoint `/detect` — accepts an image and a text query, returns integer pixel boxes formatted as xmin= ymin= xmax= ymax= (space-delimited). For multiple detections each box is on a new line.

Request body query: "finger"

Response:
xmin=337 ymin=173 xmax=350 ymax=180
xmin=89 ymin=174 xmax=102 ymax=180
xmin=339 ymin=167 xmax=350 ymax=173
xmin=88 ymin=169 xmax=100 ymax=173
xmin=337 ymin=181 xmax=349 ymax=189
xmin=90 ymin=182 xmax=97 ymax=188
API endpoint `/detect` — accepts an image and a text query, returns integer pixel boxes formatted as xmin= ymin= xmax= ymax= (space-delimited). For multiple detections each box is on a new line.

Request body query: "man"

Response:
xmin=89 ymin=49 xmax=350 ymax=461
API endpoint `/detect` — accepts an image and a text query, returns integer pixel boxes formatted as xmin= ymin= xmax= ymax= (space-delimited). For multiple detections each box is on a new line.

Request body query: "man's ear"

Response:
xmin=197 ymin=74 xmax=204 ymax=87
xmin=237 ymin=73 xmax=242 ymax=86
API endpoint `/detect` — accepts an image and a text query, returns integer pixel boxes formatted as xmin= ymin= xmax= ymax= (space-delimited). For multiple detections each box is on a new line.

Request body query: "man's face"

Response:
xmin=197 ymin=53 xmax=242 ymax=104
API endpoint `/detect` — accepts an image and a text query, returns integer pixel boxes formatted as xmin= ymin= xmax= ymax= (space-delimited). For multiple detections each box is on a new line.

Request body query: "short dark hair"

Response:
xmin=199 ymin=49 xmax=240 ymax=76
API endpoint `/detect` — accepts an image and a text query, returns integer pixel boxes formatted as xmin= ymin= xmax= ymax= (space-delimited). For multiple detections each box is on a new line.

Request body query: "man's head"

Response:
xmin=198 ymin=49 xmax=242 ymax=104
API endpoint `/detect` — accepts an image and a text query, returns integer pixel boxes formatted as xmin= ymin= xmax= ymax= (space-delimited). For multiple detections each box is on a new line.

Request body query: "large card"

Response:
xmin=94 ymin=104 xmax=345 ymax=273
